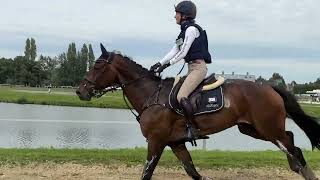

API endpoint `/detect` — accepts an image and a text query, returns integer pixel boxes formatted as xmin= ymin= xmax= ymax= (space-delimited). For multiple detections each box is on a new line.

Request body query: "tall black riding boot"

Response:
xmin=180 ymin=97 xmax=208 ymax=145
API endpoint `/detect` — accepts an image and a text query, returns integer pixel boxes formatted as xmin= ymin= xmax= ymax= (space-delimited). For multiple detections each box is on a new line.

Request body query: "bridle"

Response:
xmin=82 ymin=52 xmax=163 ymax=122
xmin=83 ymin=52 xmax=118 ymax=98
xmin=84 ymin=52 xmax=113 ymax=78
xmin=84 ymin=52 xmax=149 ymax=98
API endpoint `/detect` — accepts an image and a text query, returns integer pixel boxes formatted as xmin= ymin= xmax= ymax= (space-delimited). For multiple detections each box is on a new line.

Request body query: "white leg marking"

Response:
xmin=276 ymin=140 xmax=290 ymax=155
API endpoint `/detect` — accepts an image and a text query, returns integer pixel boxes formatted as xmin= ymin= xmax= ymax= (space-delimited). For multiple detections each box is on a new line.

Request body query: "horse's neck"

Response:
xmin=123 ymin=77 xmax=159 ymax=113
xmin=116 ymin=62 xmax=160 ymax=114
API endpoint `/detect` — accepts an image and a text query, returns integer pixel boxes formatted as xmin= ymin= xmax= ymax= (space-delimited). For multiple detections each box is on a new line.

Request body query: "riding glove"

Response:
xmin=155 ymin=63 xmax=170 ymax=73
xmin=149 ymin=62 xmax=161 ymax=72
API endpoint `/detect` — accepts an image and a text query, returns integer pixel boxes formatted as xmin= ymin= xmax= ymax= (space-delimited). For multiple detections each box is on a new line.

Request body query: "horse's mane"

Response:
xmin=114 ymin=51 xmax=174 ymax=85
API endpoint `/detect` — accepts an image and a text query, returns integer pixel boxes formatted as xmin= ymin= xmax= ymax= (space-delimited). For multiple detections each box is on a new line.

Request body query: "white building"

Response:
xmin=305 ymin=89 xmax=320 ymax=102
xmin=306 ymin=89 xmax=320 ymax=95
xmin=215 ymin=71 xmax=256 ymax=82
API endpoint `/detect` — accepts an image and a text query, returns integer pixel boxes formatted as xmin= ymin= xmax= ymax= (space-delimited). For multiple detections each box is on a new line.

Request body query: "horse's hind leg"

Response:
xmin=237 ymin=122 xmax=265 ymax=140
xmin=170 ymin=143 xmax=210 ymax=180
xmin=275 ymin=131 xmax=318 ymax=180
xmin=239 ymin=123 xmax=318 ymax=180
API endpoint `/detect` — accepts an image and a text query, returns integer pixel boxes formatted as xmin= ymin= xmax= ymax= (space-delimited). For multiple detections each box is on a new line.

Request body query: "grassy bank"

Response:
xmin=0 ymin=86 xmax=319 ymax=118
xmin=0 ymin=148 xmax=319 ymax=169
xmin=0 ymin=86 xmax=127 ymax=109
xmin=301 ymin=103 xmax=320 ymax=118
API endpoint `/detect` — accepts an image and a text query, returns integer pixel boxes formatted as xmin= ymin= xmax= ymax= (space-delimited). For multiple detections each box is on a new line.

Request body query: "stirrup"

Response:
xmin=186 ymin=125 xmax=209 ymax=146
xmin=186 ymin=125 xmax=198 ymax=146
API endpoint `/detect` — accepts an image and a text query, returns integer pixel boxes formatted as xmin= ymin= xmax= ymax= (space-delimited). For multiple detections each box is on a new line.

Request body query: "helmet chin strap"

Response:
xmin=179 ymin=14 xmax=187 ymax=25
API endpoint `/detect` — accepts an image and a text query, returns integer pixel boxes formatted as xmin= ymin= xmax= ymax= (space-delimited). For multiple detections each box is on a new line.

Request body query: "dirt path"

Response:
xmin=0 ymin=163 xmax=317 ymax=180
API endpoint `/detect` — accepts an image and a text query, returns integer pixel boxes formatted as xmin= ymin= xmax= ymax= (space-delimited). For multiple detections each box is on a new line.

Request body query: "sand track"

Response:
xmin=0 ymin=163 xmax=317 ymax=180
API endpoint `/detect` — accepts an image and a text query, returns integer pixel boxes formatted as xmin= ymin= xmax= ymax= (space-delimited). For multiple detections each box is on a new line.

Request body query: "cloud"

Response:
xmin=200 ymin=0 xmax=320 ymax=48
xmin=1 ymin=0 xmax=319 ymax=47
xmin=211 ymin=58 xmax=320 ymax=83
xmin=134 ymin=57 xmax=319 ymax=83
xmin=0 ymin=0 xmax=319 ymax=82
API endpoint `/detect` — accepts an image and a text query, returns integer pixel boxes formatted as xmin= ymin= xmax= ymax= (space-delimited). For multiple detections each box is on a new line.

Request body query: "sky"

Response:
xmin=0 ymin=0 xmax=319 ymax=83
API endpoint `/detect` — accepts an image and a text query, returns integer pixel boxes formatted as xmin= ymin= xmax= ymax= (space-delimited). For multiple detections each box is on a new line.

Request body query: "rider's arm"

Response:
xmin=169 ymin=26 xmax=200 ymax=65
xmin=159 ymin=44 xmax=179 ymax=65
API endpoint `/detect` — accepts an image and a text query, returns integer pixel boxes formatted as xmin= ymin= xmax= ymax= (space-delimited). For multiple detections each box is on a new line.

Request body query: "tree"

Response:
xmin=67 ymin=43 xmax=77 ymax=63
xmin=39 ymin=55 xmax=58 ymax=85
xmin=268 ymin=73 xmax=287 ymax=89
xmin=56 ymin=43 xmax=90 ymax=86
xmin=2 ymin=40 xmax=99 ymax=86
xmin=256 ymin=76 xmax=267 ymax=85
xmin=293 ymin=79 xmax=320 ymax=94
xmin=291 ymin=81 xmax=297 ymax=85
xmin=30 ymin=38 xmax=37 ymax=61
xmin=88 ymin=44 xmax=95 ymax=70
xmin=24 ymin=38 xmax=31 ymax=60
xmin=12 ymin=56 xmax=46 ymax=86
xmin=66 ymin=43 xmax=77 ymax=85
xmin=75 ymin=51 xmax=82 ymax=84
xmin=0 ymin=58 xmax=14 ymax=84
xmin=56 ymin=53 xmax=73 ymax=86
xmin=12 ymin=56 xmax=34 ymax=86
xmin=79 ymin=44 xmax=89 ymax=77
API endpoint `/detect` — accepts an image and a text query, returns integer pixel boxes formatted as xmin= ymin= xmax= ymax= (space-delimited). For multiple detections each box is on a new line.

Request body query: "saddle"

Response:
xmin=169 ymin=73 xmax=224 ymax=115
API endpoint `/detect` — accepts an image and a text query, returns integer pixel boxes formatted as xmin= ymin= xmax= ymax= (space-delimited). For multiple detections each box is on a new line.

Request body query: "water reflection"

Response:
xmin=57 ymin=128 xmax=89 ymax=148
xmin=0 ymin=103 xmax=313 ymax=150
xmin=17 ymin=128 xmax=37 ymax=148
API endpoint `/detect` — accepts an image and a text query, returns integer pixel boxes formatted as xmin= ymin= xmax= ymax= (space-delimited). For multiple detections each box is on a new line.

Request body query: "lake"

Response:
xmin=0 ymin=103 xmax=312 ymax=151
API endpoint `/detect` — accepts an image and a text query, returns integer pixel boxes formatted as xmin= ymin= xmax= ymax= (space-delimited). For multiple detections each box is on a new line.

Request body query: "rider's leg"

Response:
xmin=179 ymin=97 xmax=197 ymax=139
xmin=177 ymin=60 xmax=207 ymax=102
xmin=177 ymin=60 xmax=207 ymax=143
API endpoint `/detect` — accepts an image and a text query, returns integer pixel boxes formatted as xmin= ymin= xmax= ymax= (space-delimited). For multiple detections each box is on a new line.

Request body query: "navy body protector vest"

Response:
xmin=176 ymin=21 xmax=212 ymax=64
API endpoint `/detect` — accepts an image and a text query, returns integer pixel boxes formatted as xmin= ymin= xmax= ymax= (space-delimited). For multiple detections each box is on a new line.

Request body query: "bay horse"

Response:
xmin=76 ymin=44 xmax=320 ymax=180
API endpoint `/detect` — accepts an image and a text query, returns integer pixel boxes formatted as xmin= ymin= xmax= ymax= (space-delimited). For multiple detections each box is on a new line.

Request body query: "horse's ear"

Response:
xmin=100 ymin=43 xmax=109 ymax=56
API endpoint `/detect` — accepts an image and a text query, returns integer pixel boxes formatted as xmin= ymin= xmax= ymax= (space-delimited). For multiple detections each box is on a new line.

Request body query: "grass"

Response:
xmin=0 ymin=86 xmax=127 ymax=109
xmin=301 ymin=104 xmax=320 ymax=118
xmin=0 ymin=148 xmax=319 ymax=169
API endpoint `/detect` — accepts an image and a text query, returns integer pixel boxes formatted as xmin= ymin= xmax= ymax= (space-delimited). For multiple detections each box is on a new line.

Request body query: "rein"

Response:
xmin=88 ymin=74 xmax=147 ymax=98
xmin=84 ymin=52 xmax=164 ymax=122
xmin=119 ymin=75 xmax=150 ymax=122
xmin=90 ymin=74 xmax=162 ymax=122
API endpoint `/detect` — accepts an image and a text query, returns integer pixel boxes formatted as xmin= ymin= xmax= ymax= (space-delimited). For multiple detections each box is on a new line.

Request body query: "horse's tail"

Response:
xmin=272 ymin=86 xmax=320 ymax=150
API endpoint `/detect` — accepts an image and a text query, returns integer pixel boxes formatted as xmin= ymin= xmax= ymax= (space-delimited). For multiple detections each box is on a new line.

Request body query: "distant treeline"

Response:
xmin=256 ymin=73 xmax=320 ymax=94
xmin=0 ymin=38 xmax=95 ymax=87
xmin=0 ymin=38 xmax=319 ymax=93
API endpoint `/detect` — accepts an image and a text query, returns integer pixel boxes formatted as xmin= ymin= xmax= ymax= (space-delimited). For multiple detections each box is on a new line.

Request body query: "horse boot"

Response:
xmin=180 ymin=97 xmax=209 ymax=146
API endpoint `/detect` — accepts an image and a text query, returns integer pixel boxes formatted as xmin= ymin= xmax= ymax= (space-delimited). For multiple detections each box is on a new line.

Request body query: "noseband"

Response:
xmin=82 ymin=53 xmax=115 ymax=97
xmin=83 ymin=52 xmax=149 ymax=98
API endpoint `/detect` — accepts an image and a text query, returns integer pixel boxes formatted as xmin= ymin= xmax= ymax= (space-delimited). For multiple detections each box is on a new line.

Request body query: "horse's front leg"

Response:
xmin=141 ymin=140 xmax=165 ymax=180
xmin=170 ymin=143 xmax=210 ymax=180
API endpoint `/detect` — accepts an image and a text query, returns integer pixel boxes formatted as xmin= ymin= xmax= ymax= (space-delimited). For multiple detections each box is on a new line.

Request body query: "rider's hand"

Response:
xmin=149 ymin=62 xmax=161 ymax=72
xmin=155 ymin=63 xmax=170 ymax=74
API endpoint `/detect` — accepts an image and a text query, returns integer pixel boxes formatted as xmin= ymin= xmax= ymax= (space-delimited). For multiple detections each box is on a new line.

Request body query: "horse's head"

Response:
xmin=76 ymin=44 xmax=119 ymax=101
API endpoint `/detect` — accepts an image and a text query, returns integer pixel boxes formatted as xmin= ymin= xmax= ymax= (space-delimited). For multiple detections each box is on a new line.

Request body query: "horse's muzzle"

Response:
xmin=76 ymin=89 xmax=91 ymax=101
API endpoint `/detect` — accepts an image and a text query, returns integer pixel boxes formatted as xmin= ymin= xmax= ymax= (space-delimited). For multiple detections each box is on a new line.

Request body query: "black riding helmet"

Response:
xmin=175 ymin=1 xmax=197 ymax=19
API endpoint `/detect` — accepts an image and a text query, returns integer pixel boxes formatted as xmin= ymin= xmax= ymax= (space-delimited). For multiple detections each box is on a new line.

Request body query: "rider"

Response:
xmin=150 ymin=1 xmax=212 ymax=142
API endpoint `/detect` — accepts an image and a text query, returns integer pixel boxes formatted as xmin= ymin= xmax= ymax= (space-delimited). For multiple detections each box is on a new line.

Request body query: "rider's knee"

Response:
xmin=177 ymin=94 xmax=187 ymax=103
